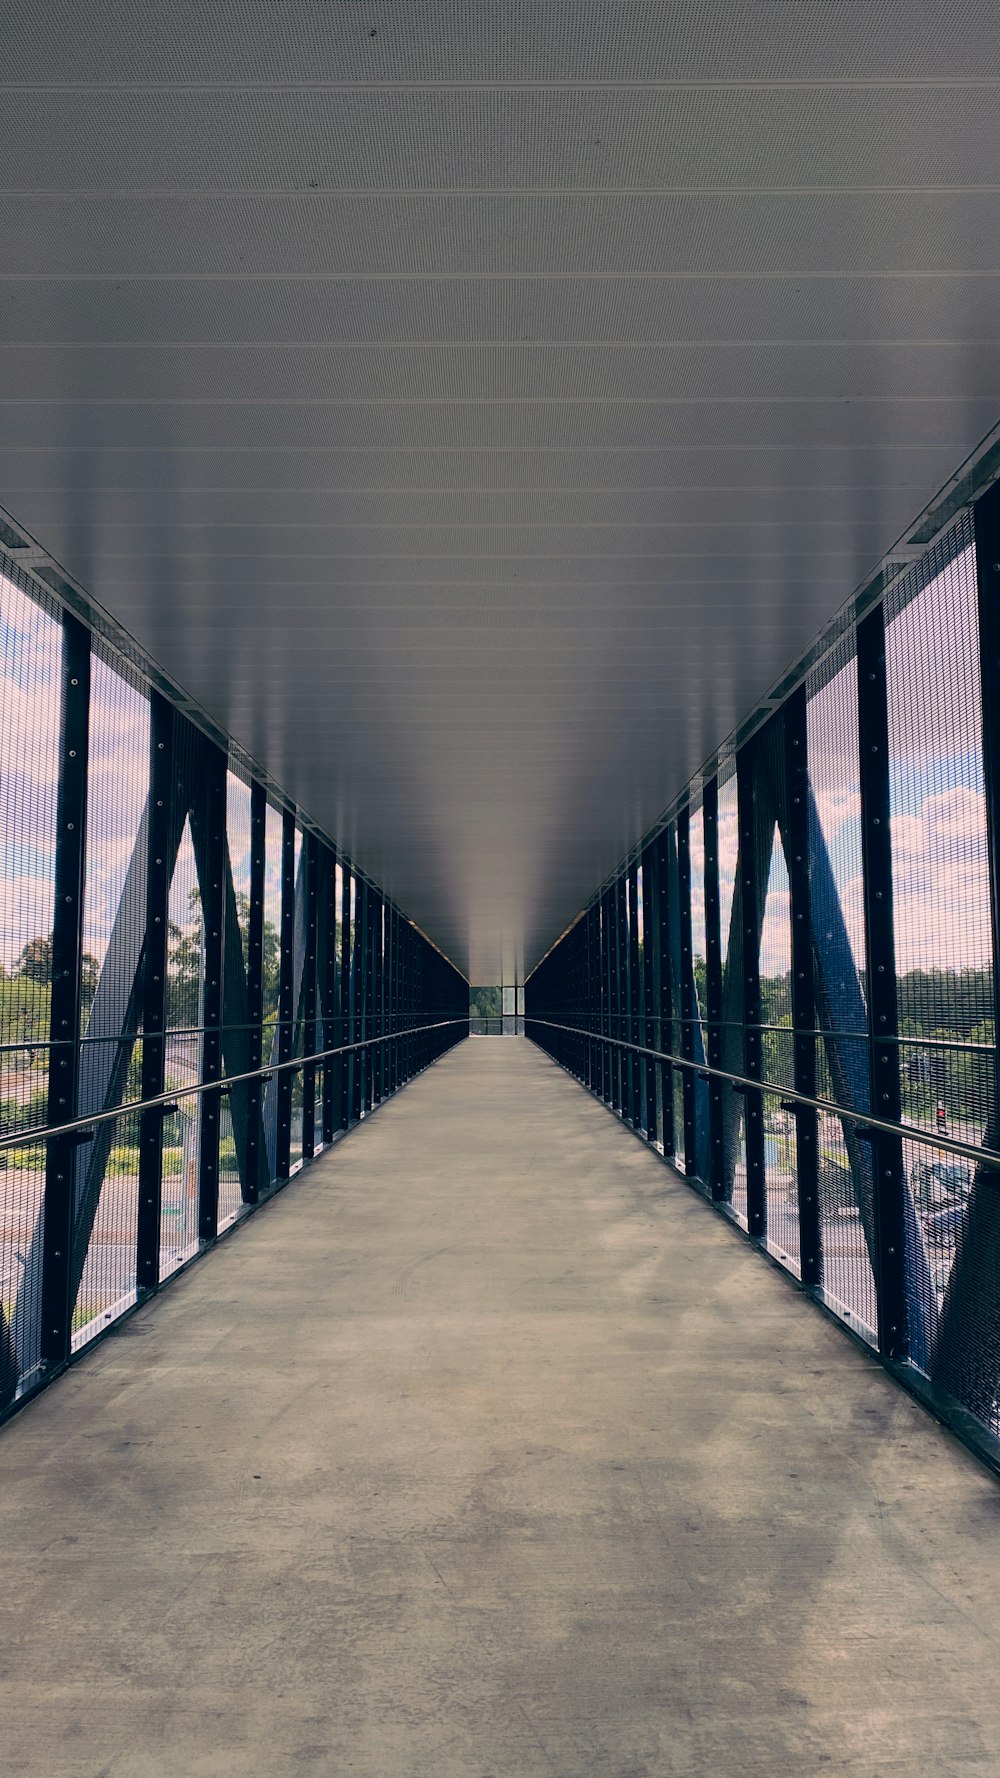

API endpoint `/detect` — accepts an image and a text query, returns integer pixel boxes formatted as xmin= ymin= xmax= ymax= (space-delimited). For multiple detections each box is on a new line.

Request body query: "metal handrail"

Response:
xmin=668 ymin=1019 xmax=996 ymax=1055
xmin=0 ymin=1012 xmax=428 ymax=1055
xmin=526 ymin=1017 xmax=1000 ymax=1174
xmin=0 ymin=1018 xmax=468 ymax=1153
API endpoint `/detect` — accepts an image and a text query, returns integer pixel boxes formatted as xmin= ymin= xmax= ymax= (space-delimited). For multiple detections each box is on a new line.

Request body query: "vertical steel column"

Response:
xmin=380 ymin=902 xmax=390 ymax=1097
xmin=389 ymin=907 xmax=398 ymax=1093
xmin=641 ymin=842 xmax=657 ymax=1141
xmin=40 ymin=615 xmax=90 ymax=1367
xmin=737 ymin=745 xmax=766 ymax=1237
xmin=702 ymin=780 xmax=726 ymax=1200
xmin=627 ymin=865 xmax=642 ymax=1126
xmin=611 ymin=878 xmax=625 ymax=1112
xmin=275 ymin=810 xmax=296 ymax=1180
xmin=601 ymin=891 xmax=612 ymax=1101
xmin=365 ymin=889 xmax=376 ymax=1110
xmin=352 ymin=880 xmax=365 ymax=1118
xmin=137 ymin=696 xmax=173 ymax=1291
xmin=590 ymin=910 xmax=597 ymax=1088
xmin=398 ymin=912 xmax=406 ymax=1084
xmin=656 ymin=829 xmax=674 ymax=1157
xmin=339 ymin=865 xmax=352 ymax=1129
xmin=393 ymin=917 xmax=400 ymax=1081
xmin=360 ymin=884 xmax=370 ymax=1110
xmin=301 ymin=833 xmax=319 ymax=1162
xmin=243 ymin=781 xmax=267 ymax=1193
xmin=319 ymin=845 xmax=336 ymax=1147
xmin=374 ymin=895 xmax=384 ymax=1105
xmin=197 ymin=739 xmax=226 ymax=1243
xmin=370 ymin=896 xmax=379 ymax=1102
xmin=857 ymin=607 xmax=908 ymax=1361
xmin=677 ymin=807 xmax=698 ymax=1176
xmin=784 ymin=690 xmax=821 ymax=1287
xmin=583 ymin=910 xmax=590 ymax=1088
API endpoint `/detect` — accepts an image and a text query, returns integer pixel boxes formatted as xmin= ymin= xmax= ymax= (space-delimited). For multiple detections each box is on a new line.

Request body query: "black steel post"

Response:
xmin=641 ymin=846 xmax=657 ymax=1140
xmin=677 ymin=807 xmax=698 ymax=1177
xmin=615 ymin=876 xmax=627 ymax=1112
xmin=857 ymin=606 xmax=908 ymax=1361
xmin=627 ymin=865 xmax=641 ymax=1126
xmin=373 ymin=897 xmax=382 ymax=1097
xmin=196 ymin=737 xmax=226 ymax=1244
xmin=583 ymin=906 xmax=591 ymax=1083
xmin=351 ymin=879 xmax=365 ymax=1120
xmin=339 ymin=864 xmax=352 ymax=1128
xmin=656 ymin=828 xmax=674 ymax=1158
xmin=275 ymin=811 xmax=296 ymax=1180
xmin=365 ymin=888 xmax=376 ymax=1111
xmin=319 ymin=844 xmax=336 ymax=1147
xmin=388 ymin=905 xmax=398 ymax=1094
xmin=702 ymin=779 xmax=727 ymax=1200
xmin=40 ymin=615 xmax=91 ymax=1368
xmin=137 ymin=694 xmax=173 ymax=1291
xmin=737 ymin=745 xmax=766 ymax=1237
xmin=242 ymin=780 xmax=266 ymax=1196
xmin=601 ymin=890 xmax=612 ymax=1102
xmin=784 ymin=689 xmax=821 ymax=1287
xmin=301 ymin=833 xmax=319 ymax=1161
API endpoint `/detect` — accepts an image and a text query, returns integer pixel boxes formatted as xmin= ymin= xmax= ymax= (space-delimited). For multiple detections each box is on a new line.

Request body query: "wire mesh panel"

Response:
xmin=72 ymin=1109 xmax=142 ymax=1350
xmin=806 ymin=636 xmax=878 ymax=1340
xmin=688 ymin=802 xmax=710 ymax=1175
xmin=227 ymin=771 xmax=253 ymax=974
xmin=218 ymin=768 xmax=253 ymax=1229
xmin=290 ymin=826 xmax=305 ymax=1172
xmin=0 ymin=1140 xmax=45 ymax=1406
xmin=753 ymin=749 xmax=798 ymax=1272
xmin=884 ymin=525 xmax=992 ymax=1363
xmin=261 ymin=799 xmax=284 ymax=1185
xmin=716 ymin=764 xmax=746 ymax=1221
xmin=161 ymin=787 xmax=202 ymax=1278
xmin=348 ymin=874 xmax=358 ymax=1122
xmin=524 ymin=481 xmax=1000 ymax=1472
xmin=72 ymin=646 xmax=151 ymax=1337
xmin=0 ymin=573 xmax=61 ymax=1405
xmin=664 ymin=824 xmax=685 ymax=1165
xmin=333 ymin=859 xmax=344 ymax=1111
xmin=0 ymin=575 xmax=60 ymax=1141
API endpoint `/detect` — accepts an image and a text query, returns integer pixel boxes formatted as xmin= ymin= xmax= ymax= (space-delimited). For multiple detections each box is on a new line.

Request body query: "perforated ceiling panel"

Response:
xmin=3 ymin=1 xmax=1000 ymax=980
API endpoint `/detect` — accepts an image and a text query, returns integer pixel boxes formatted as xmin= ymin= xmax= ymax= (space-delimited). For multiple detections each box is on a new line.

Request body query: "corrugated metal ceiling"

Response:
xmin=3 ymin=2 xmax=1000 ymax=979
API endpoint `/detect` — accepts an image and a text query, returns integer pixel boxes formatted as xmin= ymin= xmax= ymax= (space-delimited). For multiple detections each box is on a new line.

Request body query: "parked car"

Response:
xmin=911 ymin=1157 xmax=971 ymax=1211
xmin=923 ymin=1203 xmax=968 ymax=1246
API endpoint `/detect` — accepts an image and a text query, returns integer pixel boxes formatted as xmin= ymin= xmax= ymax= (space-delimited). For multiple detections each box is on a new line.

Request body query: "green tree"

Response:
xmin=14 ymin=934 xmax=53 ymax=983
xmin=470 ymin=985 xmax=501 ymax=1018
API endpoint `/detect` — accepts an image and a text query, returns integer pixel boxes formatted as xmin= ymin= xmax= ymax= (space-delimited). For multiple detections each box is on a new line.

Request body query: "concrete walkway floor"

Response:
xmin=3 ymin=1039 xmax=1000 ymax=1778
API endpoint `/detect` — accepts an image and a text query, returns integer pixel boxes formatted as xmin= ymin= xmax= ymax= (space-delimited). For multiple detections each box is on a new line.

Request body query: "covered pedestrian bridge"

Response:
xmin=3 ymin=4 xmax=1000 ymax=1774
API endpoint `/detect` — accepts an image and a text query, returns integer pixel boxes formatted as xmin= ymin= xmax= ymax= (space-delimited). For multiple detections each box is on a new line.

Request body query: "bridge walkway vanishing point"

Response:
xmin=3 ymin=1038 xmax=1000 ymax=1778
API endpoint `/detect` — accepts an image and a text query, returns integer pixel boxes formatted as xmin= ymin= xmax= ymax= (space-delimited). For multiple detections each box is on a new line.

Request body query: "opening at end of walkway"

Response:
xmin=3 ymin=1038 xmax=999 ymax=1778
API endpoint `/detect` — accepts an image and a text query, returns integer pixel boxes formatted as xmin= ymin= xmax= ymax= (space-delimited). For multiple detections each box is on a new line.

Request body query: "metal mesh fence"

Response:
xmin=1 ymin=1141 xmax=45 ymax=1403
xmin=219 ymin=767 xmax=254 ymax=1229
xmin=0 ymin=573 xmax=60 ymax=1406
xmin=72 ymin=1108 xmax=141 ymax=1350
xmin=0 ymin=555 xmax=466 ymax=1420
xmin=290 ymin=825 xmax=305 ymax=1172
xmin=806 ymin=635 xmax=878 ymax=1339
xmin=884 ymin=522 xmax=994 ymax=1390
xmin=525 ymin=482 xmax=1000 ymax=1472
xmin=0 ymin=573 xmax=60 ymax=1141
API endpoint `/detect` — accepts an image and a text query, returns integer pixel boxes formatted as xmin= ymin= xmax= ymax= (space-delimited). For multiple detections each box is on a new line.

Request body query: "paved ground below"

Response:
xmin=3 ymin=1039 xmax=999 ymax=1778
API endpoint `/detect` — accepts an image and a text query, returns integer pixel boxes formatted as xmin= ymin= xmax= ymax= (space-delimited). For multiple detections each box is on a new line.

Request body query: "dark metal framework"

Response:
xmin=527 ymin=486 xmax=1000 ymax=1476
xmin=0 ymin=556 xmax=467 ymax=1426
